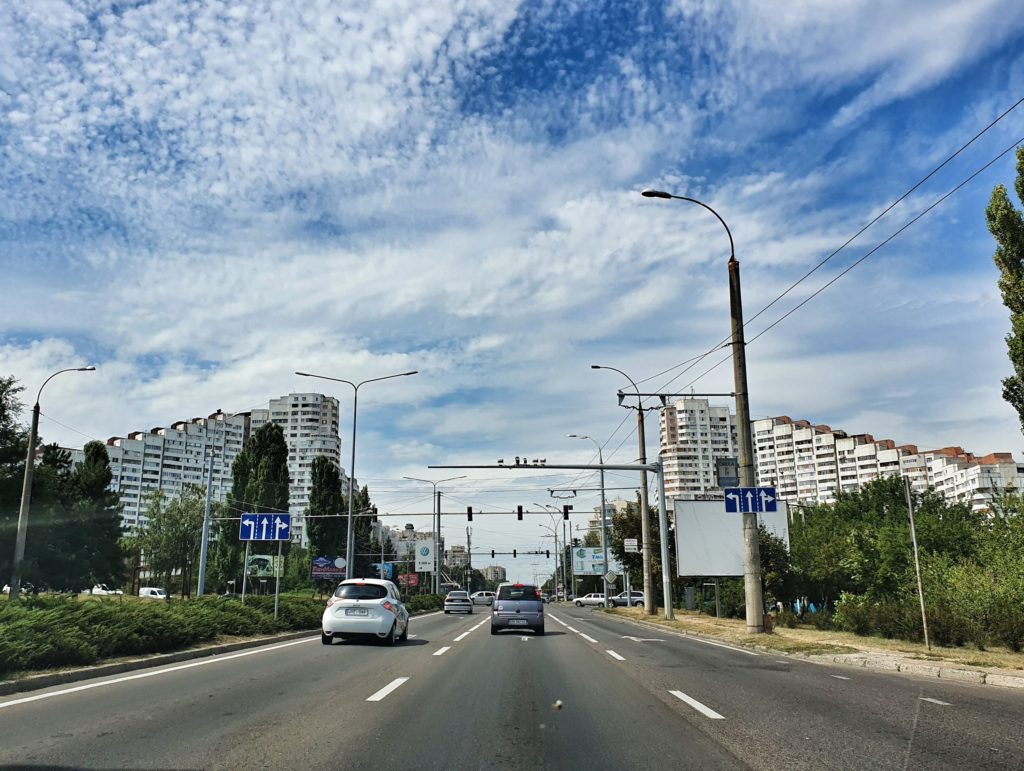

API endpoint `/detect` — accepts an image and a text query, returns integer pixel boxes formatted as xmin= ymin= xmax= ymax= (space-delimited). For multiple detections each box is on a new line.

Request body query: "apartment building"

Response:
xmin=70 ymin=410 xmax=247 ymax=531
xmin=659 ymin=397 xmax=740 ymax=502
xmin=247 ymin=392 xmax=345 ymax=546
xmin=752 ymin=416 xmax=1023 ymax=512
xmin=483 ymin=565 xmax=507 ymax=583
xmin=445 ymin=545 xmax=469 ymax=568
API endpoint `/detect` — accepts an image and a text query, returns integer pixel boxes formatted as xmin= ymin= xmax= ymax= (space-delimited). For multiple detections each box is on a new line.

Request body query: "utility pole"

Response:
xmin=435 ymin=489 xmax=442 ymax=594
xmin=197 ymin=451 xmax=216 ymax=596
xmin=729 ymin=257 xmax=764 ymax=633
xmin=466 ymin=526 xmax=472 ymax=592
xmin=904 ymin=476 xmax=930 ymax=650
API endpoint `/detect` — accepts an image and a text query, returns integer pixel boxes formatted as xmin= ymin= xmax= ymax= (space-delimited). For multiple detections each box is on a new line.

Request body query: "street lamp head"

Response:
xmin=590 ymin=365 xmax=602 ymax=370
xmin=78 ymin=366 xmax=96 ymax=371
xmin=399 ymin=370 xmax=419 ymax=377
xmin=641 ymin=189 xmax=672 ymax=199
xmin=295 ymin=371 xmax=311 ymax=377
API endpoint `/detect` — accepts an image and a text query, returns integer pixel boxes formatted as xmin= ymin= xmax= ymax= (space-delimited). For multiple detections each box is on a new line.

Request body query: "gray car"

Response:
xmin=490 ymin=582 xmax=544 ymax=635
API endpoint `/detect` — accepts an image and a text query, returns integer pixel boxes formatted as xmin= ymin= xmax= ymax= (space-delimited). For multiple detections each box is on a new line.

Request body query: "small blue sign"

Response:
xmin=723 ymin=487 xmax=777 ymax=514
xmin=239 ymin=512 xmax=291 ymax=541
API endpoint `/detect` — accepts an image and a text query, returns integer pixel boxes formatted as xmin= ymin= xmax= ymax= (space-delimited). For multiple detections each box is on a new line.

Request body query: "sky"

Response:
xmin=3 ymin=0 xmax=1024 ymax=583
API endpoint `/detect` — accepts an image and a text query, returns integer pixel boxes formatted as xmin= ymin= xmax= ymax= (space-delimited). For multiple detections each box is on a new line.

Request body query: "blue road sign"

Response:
xmin=723 ymin=487 xmax=777 ymax=514
xmin=239 ymin=512 xmax=291 ymax=541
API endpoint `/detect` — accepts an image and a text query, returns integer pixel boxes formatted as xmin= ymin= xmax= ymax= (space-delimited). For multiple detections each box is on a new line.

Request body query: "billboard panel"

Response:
xmin=674 ymin=499 xmax=789 ymax=577
xmin=311 ymin=556 xmax=346 ymax=580
xmin=414 ymin=540 xmax=434 ymax=572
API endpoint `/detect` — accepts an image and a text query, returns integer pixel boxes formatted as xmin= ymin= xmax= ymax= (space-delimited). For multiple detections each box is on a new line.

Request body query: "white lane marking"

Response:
xmin=409 ymin=635 xmax=418 ymax=639
xmin=830 ymin=675 xmax=851 ymax=681
xmin=669 ymin=690 xmax=725 ymax=720
xmin=366 ymin=677 xmax=410 ymax=702
xmin=580 ymin=634 xmax=599 ymax=644
xmin=454 ymin=631 xmax=471 ymax=642
xmin=433 ymin=647 xmax=451 ymax=657
xmin=606 ymin=650 xmax=625 ymax=661
xmin=775 ymin=660 xmax=788 ymax=664
xmin=675 ymin=634 xmax=759 ymax=657
xmin=920 ymin=697 xmax=951 ymax=706
xmin=622 ymin=636 xmax=664 ymax=642
xmin=565 ymin=626 xmax=580 ymax=633
xmin=521 ymin=637 xmax=530 ymax=642
xmin=549 ymin=614 xmax=568 ymax=627
xmin=471 ymin=620 xmax=487 ymax=631
xmin=0 ymin=637 xmax=319 ymax=711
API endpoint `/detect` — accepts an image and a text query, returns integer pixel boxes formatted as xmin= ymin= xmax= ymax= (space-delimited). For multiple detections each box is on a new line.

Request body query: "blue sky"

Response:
xmin=3 ymin=1 xmax=1024 ymax=581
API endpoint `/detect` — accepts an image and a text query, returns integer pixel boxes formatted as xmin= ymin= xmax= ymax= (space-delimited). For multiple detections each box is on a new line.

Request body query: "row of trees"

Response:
xmin=0 ymin=375 xmax=126 ymax=591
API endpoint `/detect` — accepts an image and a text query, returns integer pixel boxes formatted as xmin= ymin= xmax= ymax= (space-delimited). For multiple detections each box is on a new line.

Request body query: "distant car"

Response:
xmin=321 ymin=578 xmax=409 ymax=645
xmin=491 ymin=582 xmax=544 ymax=635
xmin=610 ymin=591 xmax=644 ymax=607
xmin=138 ymin=587 xmax=168 ymax=600
xmin=540 ymin=593 xmax=550 ymax=603
xmin=83 ymin=584 xmax=124 ymax=596
xmin=471 ymin=591 xmax=495 ymax=606
xmin=444 ymin=590 xmax=474 ymax=614
xmin=575 ymin=593 xmax=606 ymax=607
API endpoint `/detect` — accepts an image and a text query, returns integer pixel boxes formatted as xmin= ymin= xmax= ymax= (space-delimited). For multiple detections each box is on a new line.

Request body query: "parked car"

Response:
xmin=540 ymin=593 xmax=550 ymax=603
xmin=491 ymin=582 xmax=544 ymax=635
xmin=83 ymin=584 xmax=124 ymax=596
xmin=138 ymin=587 xmax=168 ymax=600
xmin=470 ymin=591 xmax=495 ymax=606
xmin=610 ymin=591 xmax=644 ymax=607
xmin=321 ymin=578 xmax=409 ymax=645
xmin=444 ymin=590 xmax=474 ymax=614
xmin=574 ymin=593 xmax=606 ymax=607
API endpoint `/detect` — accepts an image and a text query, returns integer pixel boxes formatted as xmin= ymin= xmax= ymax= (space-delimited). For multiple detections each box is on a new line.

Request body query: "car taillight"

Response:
xmin=326 ymin=596 xmax=338 ymax=608
xmin=382 ymin=601 xmax=394 ymax=614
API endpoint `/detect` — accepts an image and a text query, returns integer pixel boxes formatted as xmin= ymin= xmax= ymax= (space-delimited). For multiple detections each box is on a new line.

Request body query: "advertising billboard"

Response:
xmin=311 ymin=556 xmax=346 ymax=580
xmin=414 ymin=540 xmax=434 ymax=572
xmin=674 ymin=499 xmax=789 ymax=576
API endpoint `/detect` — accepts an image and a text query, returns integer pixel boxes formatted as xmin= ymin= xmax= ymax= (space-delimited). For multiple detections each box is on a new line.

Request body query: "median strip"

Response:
xmin=366 ymin=677 xmax=410 ymax=702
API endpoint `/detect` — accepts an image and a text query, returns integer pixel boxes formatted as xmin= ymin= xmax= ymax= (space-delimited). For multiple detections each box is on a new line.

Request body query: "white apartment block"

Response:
xmin=248 ymin=392 xmax=344 ymax=546
xmin=445 ymin=545 xmax=469 ymax=568
xmin=659 ymin=397 xmax=740 ymax=502
xmin=483 ymin=565 xmax=507 ymax=583
xmin=70 ymin=411 xmax=248 ymax=531
xmin=752 ymin=416 xmax=1024 ymax=512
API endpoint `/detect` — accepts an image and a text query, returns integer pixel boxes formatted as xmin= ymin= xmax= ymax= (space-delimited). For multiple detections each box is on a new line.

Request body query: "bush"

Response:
xmin=406 ymin=594 xmax=444 ymax=614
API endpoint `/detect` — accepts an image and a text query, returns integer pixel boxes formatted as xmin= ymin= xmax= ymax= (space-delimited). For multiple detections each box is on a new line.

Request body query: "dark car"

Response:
xmin=610 ymin=591 xmax=645 ymax=607
xmin=490 ymin=582 xmax=544 ymax=635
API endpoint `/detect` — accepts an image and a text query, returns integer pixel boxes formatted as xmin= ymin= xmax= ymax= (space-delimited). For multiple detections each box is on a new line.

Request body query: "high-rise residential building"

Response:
xmin=69 ymin=411 xmax=247 ymax=531
xmin=247 ymin=392 xmax=345 ymax=546
xmin=752 ymin=416 xmax=1024 ymax=512
xmin=445 ymin=545 xmax=469 ymax=568
xmin=659 ymin=397 xmax=740 ymax=502
xmin=483 ymin=565 xmax=507 ymax=583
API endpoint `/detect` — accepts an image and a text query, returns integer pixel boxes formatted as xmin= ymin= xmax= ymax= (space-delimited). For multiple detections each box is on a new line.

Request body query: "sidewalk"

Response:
xmin=604 ymin=607 xmax=1024 ymax=690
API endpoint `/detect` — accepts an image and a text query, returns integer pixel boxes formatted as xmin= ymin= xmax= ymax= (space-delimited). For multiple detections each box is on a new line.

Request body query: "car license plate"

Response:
xmin=345 ymin=608 xmax=368 ymax=616
xmin=508 ymin=618 xmax=528 ymax=626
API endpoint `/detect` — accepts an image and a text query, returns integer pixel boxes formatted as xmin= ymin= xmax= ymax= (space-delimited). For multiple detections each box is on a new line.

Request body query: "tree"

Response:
xmin=136 ymin=487 xmax=205 ymax=595
xmin=0 ymin=376 xmax=28 ymax=582
xmin=986 ymin=145 xmax=1024 ymax=433
xmin=305 ymin=456 xmax=345 ymax=557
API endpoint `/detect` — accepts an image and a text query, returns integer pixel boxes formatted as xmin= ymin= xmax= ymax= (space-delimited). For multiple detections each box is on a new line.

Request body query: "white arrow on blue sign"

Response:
xmin=723 ymin=487 xmax=777 ymax=514
xmin=239 ymin=512 xmax=291 ymax=541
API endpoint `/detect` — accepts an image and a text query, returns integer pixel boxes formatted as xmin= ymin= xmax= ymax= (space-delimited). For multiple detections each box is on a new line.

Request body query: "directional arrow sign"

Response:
xmin=723 ymin=488 xmax=777 ymax=514
xmin=239 ymin=512 xmax=292 ymax=541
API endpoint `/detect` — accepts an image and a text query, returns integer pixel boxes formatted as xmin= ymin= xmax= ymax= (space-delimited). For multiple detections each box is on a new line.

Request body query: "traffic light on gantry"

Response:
xmin=491 ymin=550 xmax=495 ymax=559
xmin=513 ymin=549 xmax=517 ymax=558
xmin=562 ymin=504 xmax=572 ymax=520
xmin=517 ymin=505 xmax=523 ymax=521
xmin=467 ymin=506 xmax=473 ymax=522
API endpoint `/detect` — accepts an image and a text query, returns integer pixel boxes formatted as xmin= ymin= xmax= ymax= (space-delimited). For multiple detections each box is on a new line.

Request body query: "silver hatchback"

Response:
xmin=490 ymin=583 xmax=544 ymax=635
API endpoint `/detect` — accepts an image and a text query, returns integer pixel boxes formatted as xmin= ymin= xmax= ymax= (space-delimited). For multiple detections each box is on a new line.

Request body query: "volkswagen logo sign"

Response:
xmin=419 ymin=546 xmax=430 ymax=556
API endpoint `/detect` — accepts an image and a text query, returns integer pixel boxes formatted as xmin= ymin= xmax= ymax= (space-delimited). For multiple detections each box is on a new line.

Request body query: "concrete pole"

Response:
xmin=240 ymin=540 xmax=250 ymax=606
xmin=598 ymin=452 xmax=610 ymax=607
xmin=904 ymin=476 xmax=931 ymax=650
xmin=636 ymin=408 xmax=655 ymax=615
xmin=729 ymin=257 xmax=765 ymax=633
xmin=197 ymin=451 xmax=216 ymax=596
xmin=656 ymin=460 xmax=674 ymax=619
xmin=434 ymin=489 xmax=441 ymax=594
xmin=9 ymin=402 xmax=40 ymax=601
xmin=345 ymin=386 xmax=359 ymax=578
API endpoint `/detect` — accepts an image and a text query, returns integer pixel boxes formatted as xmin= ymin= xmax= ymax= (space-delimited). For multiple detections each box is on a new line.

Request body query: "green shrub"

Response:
xmin=406 ymin=594 xmax=444 ymax=614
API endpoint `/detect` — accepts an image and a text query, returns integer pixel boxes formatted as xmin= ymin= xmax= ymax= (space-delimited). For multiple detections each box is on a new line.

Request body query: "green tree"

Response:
xmin=305 ymin=456 xmax=345 ymax=557
xmin=0 ymin=376 xmax=28 ymax=582
xmin=986 ymin=145 xmax=1024 ymax=433
xmin=136 ymin=487 xmax=205 ymax=596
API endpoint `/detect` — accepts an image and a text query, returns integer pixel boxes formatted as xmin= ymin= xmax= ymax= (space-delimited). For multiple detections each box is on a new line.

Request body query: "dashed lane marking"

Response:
xmin=366 ymin=677 xmax=410 ymax=702
xmin=669 ymin=690 xmax=725 ymax=720
xmin=830 ymin=675 xmax=851 ymax=681
xmin=580 ymin=634 xmax=599 ymax=644
xmin=920 ymin=697 xmax=951 ymax=706
xmin=606 ymin=650 xmax=625 ymax=661
xmin=433 ymin=647 xmax=451 ymax=657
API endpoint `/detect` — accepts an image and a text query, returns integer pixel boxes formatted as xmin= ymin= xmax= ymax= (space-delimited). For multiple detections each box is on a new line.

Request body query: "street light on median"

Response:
xmin=403 ymin=475 xmax=467 ymax=593
xmin=296 ymin=369 xmax=418 ymax=576
xmin=567 ymin=433 xmax=613 ymax=607
xmin=640 ymin=187 xmax=764 ymax=633
xmin=9 ymin=366 xmax=96 ymax=601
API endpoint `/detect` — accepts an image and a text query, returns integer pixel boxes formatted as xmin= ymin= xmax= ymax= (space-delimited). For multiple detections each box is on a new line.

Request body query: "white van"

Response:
xmin=139 ymin=587 xmax=168 ymax=600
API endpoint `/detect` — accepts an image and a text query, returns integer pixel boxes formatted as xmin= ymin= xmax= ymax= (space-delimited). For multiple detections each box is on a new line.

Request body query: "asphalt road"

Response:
xmin=1 ymin=604 xmax=1021 ymax=770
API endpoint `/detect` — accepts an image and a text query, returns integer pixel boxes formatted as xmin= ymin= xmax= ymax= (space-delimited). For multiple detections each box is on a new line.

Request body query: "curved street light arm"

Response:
xmin=641 ymin=189 xmax=734 ymax=263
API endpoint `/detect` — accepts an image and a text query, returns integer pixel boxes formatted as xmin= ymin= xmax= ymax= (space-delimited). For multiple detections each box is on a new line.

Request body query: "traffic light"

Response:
xmin=371 ymin=506 xmax=378 ymax=522
xmin=562 ymin=504 xmax=573 ymax=520
xmin=513 ymin=549 xmax=517 ymax=558
xmin=467 ymin=506 xmax=473 ymax=522
xmin=546 ymin=550 xmax=550 ymax=559
xmin=572 ymin=538 xmax=581 ymax=547
xmin=517 ymin=505 xmax=523 ymax=521
xmin=491 ymin=550 xmax=495 ymax=559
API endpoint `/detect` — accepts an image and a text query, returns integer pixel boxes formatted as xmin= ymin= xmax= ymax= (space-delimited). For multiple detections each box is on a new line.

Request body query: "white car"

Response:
xmin=138 ymin=587 xmax=167 ymax=600
xmin=574 ymin=593 xmax=606 ymax=607
xmin=321 ymin=578 xmax=409 ymax=645
xmin=83 ymin=584 xmax=124 ymax=596
xmin=470 ymin=591 xmax=495 ymax=606
xmin=444 ymin=590 xmax=474 ymax=614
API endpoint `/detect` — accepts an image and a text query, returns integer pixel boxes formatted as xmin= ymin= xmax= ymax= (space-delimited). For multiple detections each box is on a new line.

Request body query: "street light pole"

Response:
xmin=568 ymin=434 xmax=612 ymax=607
xmin=641 ymin=188 xmax=764 ymax=632
xmin=296 ymin=369 xmax=418 ymax=577
xmin=403 ymin=475 xmax=466 ymax=593
xmin=592 ymin=365 xmax=655 ymax=615
xmin=8 ymin=366 xmax=96 ymax=601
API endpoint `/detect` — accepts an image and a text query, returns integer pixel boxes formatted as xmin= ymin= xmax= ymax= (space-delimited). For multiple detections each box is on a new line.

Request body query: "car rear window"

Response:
xmin=334 ymin=583 xmax=387 ymax=600
xmin=447 ymin=592 xmax=468 ymax=598
xmin=497 ymin=585 xmax=540 ymax=601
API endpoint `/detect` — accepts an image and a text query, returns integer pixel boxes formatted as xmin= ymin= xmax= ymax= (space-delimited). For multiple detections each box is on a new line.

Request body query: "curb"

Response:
xmin=0 ymin=630 xmax=318 ymax=697
xmin=601 ymin=611 xmax=1024 ymax=691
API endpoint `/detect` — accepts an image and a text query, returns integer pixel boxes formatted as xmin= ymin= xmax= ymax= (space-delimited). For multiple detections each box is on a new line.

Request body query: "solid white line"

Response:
xmin=669 ymin=690 xmax=725 ymax=720
xmin=565 ymin=626 xmax=580 ymax=633
xmin=548 ymin=613 xmax=568 ymax=626
xmin=433 ymin=647 xmax=451 ymax=657
xmin=606 ymin=650 xmax=625 ymax=661
xmin=676 ymin=634 xmax=759 ymax=657
xmin=920 ymin=697 xmax=951 ymax=706
xmin=366 ymin=677 xmax=410 ymax=702
xmin=830 ymin=675 xmax=851 ymax=681
xmin=580 ymin=634 xmax=599 ymax=644
xmin=0 ymin=637 xmax=318 ymax=710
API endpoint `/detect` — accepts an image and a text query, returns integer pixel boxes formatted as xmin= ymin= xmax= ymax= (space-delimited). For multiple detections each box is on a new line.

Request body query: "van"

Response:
xmin=139 ymin=587 xmax=168 ymax=600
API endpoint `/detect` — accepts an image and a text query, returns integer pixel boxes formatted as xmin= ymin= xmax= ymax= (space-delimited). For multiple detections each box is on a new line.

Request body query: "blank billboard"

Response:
xmin=674 ymin=499 xmax=789 ymax=577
